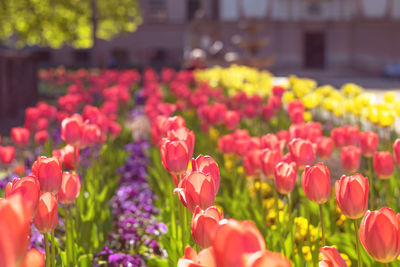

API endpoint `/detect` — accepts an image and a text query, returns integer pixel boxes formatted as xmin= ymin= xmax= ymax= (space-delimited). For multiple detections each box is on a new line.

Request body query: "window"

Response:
xmin=148 ymin=0 xmax=167 ymax=22
xmin=73 ymin=50 xmax=90 ymax=65
xmin=111 ymin=49 xmax=129 ymax=66
xmin=35 ymin=50 xmax=52 ymax=62
xmin=187 ymin=0 xmax=201 ymax=21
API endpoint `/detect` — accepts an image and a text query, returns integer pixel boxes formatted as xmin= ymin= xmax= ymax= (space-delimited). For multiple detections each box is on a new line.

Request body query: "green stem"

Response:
xmin=68 ymin=205 xmax=77 ymax=267
xmin=65 ymin=206 xmax=71 ymax=267
xmin=179 ymin=200 xmax=187 ymax=253
xmin=51 ymin=231 xmax=56 ymax=267
xmin=367 ymin=157 xmax=375 ymax=210
xmin=273 ymin=187 xmax=283 ymax=252
xmin=353 ymin=220 xmax=362 ymax=267
xmin=287 ymin=194 xmax=294 ymax=256
xmin=44 ymin=234 xmax=51 ymax=267
xmin=319 ymin=204 xmax=326 ymax=246
xmin=385 ymin=179 xmax=390 ymax=207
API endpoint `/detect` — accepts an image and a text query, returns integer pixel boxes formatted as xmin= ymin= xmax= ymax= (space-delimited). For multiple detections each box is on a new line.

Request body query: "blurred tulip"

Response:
xmin=260 ymin=149 xmax=282 ymax=179
xmin=331 ymin=127 xmax=346 ymax=148
xmin=151 ymin=115 xmax=186 ymax=145
xmin=243 ymin=149 xmax=263 ymax=176
xmin=373 ymin=151 xmax=394 ymax=179
xmin=166 ymin=127 xmax=195 ymax=159
xmin=161 ymin=140 xmax=191 ymax=176
xmin=344 ymin=125 xmax=360 ymax=146
xmin=20 ymin=248 xmax=45 ymax=267
xmin=393 ymin=139 xmax=400 ymax=168
xmin=81 ymin=123 xmax=102 ymax=147
xmin=261 ymin=134 xmax=285 ymax=152
xmin=319 ymin=247 xmax=348 ymax=267
xmin=340 ymin=146 xmax=361 ymax=174
xmin=5 ymin=176 xmax=41 ymax=217
xmin=192 ymin=155 xmax=220 ymax=193
xmin=61 ymin=114 xmax=83 ymax=146
xmin=174 ymin=171 xmax=216 ymax=213
xmin=274 ymin=162 xmax=297 ymax=195
xmin=32 ymin=156 xmax=63 ymax=193
xmin=316 ymin=136 xmax=333 ymax=159
xmin=277 ymin=130 xmax=290 ymax=144
xmin=177 ymin=246 xmax=216 ymax=267
xmin=191 ymin=206 xmax=223 ymax=248
xmin=359 ymin=207 xmax=400 ymax=263
xmin=359 ymin=131 xmax=379 ymax=158
xmin=11 ymin=127 xmax=30 ymax=147
xmin=13 ymin=164 xmax=26 ymax=177
xmin=218 ymin=134 xmax=234 ymax=154
xmin=0 ymin=194 xmax=32 ymax=267
xmin=34 ymin=130 xmax=49 ymax=145
xmin=301 ymin=162 xmax=331 ymax=204
xmin=33 ymin=192 xmax=58 ymax=233
xmin=335 ymin=174 xmax=368 ymax=219
xmin=59 ymin=172 xmax=81 ymax=204
xmin=212 ymin=219 xmax=265 ymax=267
xmin=52 ymin=145 xmax=79 ymax=171
xmin=244 ymin=250 xmax=292 ymax=267
xmin=0 ymin=146 xmax=16 ymax=165
xmin=224 ymin=110 xmax=240 ymax=130
xmin=288 ymin=138 xmax=315 ymax=170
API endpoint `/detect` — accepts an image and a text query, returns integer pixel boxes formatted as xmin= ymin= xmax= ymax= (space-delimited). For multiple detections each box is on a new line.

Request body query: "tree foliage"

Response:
xmin=0 ymin=0 xmax=142 ymax=48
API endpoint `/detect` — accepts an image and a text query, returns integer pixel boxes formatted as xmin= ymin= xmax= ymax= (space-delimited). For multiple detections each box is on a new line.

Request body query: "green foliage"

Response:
xmin=0 ymin=0 xmax=142 ymax=48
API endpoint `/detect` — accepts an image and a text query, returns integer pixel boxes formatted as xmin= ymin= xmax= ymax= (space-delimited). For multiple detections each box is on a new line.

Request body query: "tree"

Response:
xmin=0 ymin=0 xmax=142 ymax=64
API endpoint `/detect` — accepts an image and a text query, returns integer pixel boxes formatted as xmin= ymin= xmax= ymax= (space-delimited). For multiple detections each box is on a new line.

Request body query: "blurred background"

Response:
xmin=1 ymin=0 xmax=400 ymax=128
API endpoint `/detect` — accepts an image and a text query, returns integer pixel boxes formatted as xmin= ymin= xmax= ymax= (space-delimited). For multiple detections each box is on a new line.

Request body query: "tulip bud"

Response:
xmin=0 ymin=146 xmax=16 ymax=165
xmin=32 ymin=157 xmax=63 ymax=193
xmin=59 ymin=172 xmax=81 ymax=204
xmin=274 ymin=162 xmax=297 ymax=195
xmin=34 ymin=130 xmax=49 ymax=145
xmin=191 ymin=206 xmax=223 ymax=248
xmin=260 ymin=149 xmax=282 ymax=179
xmin=331 ymin=127 xmax=346 ymax=148
xmin=0 ymin=194 xmax=32 ymax=267
xmin=61 ymin=114 xmax=83 ymax=146
xmin=373 ymin=151 xmax=394 ymax=179
xmin=288 ymin=138 xmax=315 ymax=170
xmin=261 ymin=134 xmax=285 ymax=152
xmin=224 ymin=110 xmax=240 ymax=130
xmin=319 ymin=247 xmax=348 ymax=267
xmin=301 ymin=162 xmax=331 ymax=204
xmin=393 ymin=139 xmax=400 ymax=168
xmin=335 ymin=174 xmax=368 ymax=219
xmin=218 ymin=134 xmax=234 ymax=154
xmin=212 ymin=219 xmax=266 ymax=267
xmin=177 ymin=246 xmax=217 ymax=267
xmin=192 ymin=155 xmax=220 ymax=193
xmin=359 ymin=207 xmax=400 ymax=263
xmin=161 ymin=140 xmax=191 ymax=176
xmin=174 ymin=171 xmax=217 ymax=213
xmin=359 ymin=131 xmax=379 ymax=158
xmin=340 ymin=146 xmax=361 ymax=174
xmin=81 ymin=123 xmax=102 ymax=147
xmin=316 ymin=136 xmax=333 ymax=159
xmin=52 ymin=145 xmax=79 ymax=171
xmin=21 ymin=248 xmax=46 ymax=267
xmin=11 ymin=127 xmax=30 ymax=148
xmin=33 ymin=192 xmax=58 ymax=233
xmin=243 ymin=149 xmax=263 ymax=177
xmin=5 ymin=176 xmax=41 ymax=217
xmin=244 ymin=250 xmax=292 ymax=267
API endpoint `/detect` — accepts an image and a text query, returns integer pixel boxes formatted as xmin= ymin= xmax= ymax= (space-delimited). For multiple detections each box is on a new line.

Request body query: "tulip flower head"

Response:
xmin=288 ymin=138 xmax=315 ymax=170
xmin=359 ymin=131 xmax=379 ymax=158
xmin=33 ymin=192 xmax=58 ymax=234
xmin=393 ymin=139 xmax=400 ymax=168
xmin=301 ymin=162 xmax=331 ymax=204
xmin=274 ymin=162 xmax=297 ymax=195
xmin=32 ymin=156 xmax=63 ymax=193
xmin=319 ymin=247 xmax=348 ymax=267
xmin=335 ymin=174 xmax=368 ymax=219
xmin=191 ymin=206 xmax=223 ymax=248
xmin=59 ymin=172 xmax=81 ymax=204
xmin=316 ymin=136 xmax=333 ymax=159
xmin=340 ymin=146 xmax=361 ymax=174
xmin=177 ymin=246 xmax=216 ymax=267
xmin=61 ymin=114 xmax=83 ymax=146
xmin=373 ymin=151 xmax=394 ymax=179
xmin=192 ymin=155 xmax=220 ymax=193
xmin=359 ymin=207 xmax=400 ymax=263
xmin=0 ymin=146 xmax=16 ymax=165
xmin=11 ymin=127 xmax=30 ymax=148
xmin=244 ymin=250 xmax=292 ymax=267
xmin=260 ymin=149 xmax=282 ymax=179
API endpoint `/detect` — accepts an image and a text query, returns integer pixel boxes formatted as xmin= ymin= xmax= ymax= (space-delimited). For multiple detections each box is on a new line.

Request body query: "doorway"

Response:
xmin=303 ymin=32 xmax=325 ymax=69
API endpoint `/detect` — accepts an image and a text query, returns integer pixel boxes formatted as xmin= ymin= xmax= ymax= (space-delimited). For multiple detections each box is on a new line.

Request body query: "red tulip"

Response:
xmin=287 ymin=100 xmax=304 ymax=114
xmin=36 ymin=118 xmax=49 ymax=132
xmin=81 ymin=123 xmax=102 ymax=147
xmin=174 ymin=171 xmax=217 ymax=213
xmin=340 ymin=146 xmax=361 ymax=174
xmin=393 ymin=139 xmax=400 ymax=168
xmin=0 ymin=146 xmax=16 ymax=165
xmin=218 ymin=134 xmax=234 ymax=154
xmin=191 ymin=206 xmax=223 ymax=248
xmin=0 ymin=194 xmax=32 ymax=267
xmin=224 ymin=110 xmax=240 ymax=130
xmin=274 ymin=162 xmax=297 ymax=195
xmin=11 ymin=127 xmax=30 ymax=147
xmin=59 ymin=172 xmax=81 ymax=204
xmin=316 ymin=136 xmax=333 ymax=159
xmin=177 ymin=246 xmax=216 ymax=267
xmin=359 ymin=207 xmax=400 ymax=263
xmin=161 ymin=140 xmax=191 ymax=176
xmin=151 ymin=115 xmax=186 ymax=145
xmin=373 ymin=151 xmax=394 ymax=179
xmin=335 ymin=174 xmax=368 ymax=219
xmin=359 ymin=131 xmax=379 ymax=158
xmin=273 ymin=86 xmax=285 ymax=97
xmin=261 ymin=134 xmax=285 ymax=152
xmin=192 ymin=155 xmax=220 ymax=193
xmin=244 ymin=250 xmax=292 ymax=267
xmin=21 ymin=248 xmax=45 ymax=267
xmin=52 ymin=145 xmax=79 ymax=171
xmin=13 ymin=164 xmax=26 ymax=177
xmin=212 ymin=219 xmax=266 ymax=267
xmin=277 ymin=130 xmax=290 ymax=144
xmin=33 ymin=192 xmax=58 ymax=233
xmin=32 ymin=156 xmax=63 ymax=193
xmin=262 ymin=103 xmax=274 ymax=121
xmin=260 ymin=149 xmax=282 ymax=179
xmin=243 ymin=149 xmax=263 ymax=176
xmin=319 ymin=247 xmax=348 ymax=267
xmin=34 ymin=130 xmax=49 ymax=145
xmin=288 ymin=138 xmax=315 ymax=170
xmin=289 ymin=107 xmax=304 ymax=124
xmin=5 ymin=176 xmax=41 ymax=217
xmin=301 ymin=162 xmax=331 ymax=204
xmin=331 ymin=127 xmax=346 ymax=148
xmin=108 ymin=120 xmax=122 ymax=138
xmin=344 ymin=125 xmax=360 ymax=146
xmin=61 ymin=114 xmax=83 ymax=146
xmin=166 ymin=127 xmax=195 ymax=159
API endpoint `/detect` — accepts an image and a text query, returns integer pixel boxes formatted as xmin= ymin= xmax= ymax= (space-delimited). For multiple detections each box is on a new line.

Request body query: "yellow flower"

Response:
xmin=384 ymin=91 xmax=396 ymax=103
xmin=208 ymin=127 xmax=220 ymax=142
xmin=237 ymin=166 xmax=245 ymax=175
xmin=340 ymin=253 xmax=352 ymax=267
xmin=282 ymin=91 xmax=295 ymax=103
xmin=304 ymin=111 xmax=312 ymax=122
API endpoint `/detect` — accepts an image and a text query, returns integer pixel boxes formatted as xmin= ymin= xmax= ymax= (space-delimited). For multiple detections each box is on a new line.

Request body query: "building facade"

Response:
xmin=41 ymin=0 xmax=400 ymax=74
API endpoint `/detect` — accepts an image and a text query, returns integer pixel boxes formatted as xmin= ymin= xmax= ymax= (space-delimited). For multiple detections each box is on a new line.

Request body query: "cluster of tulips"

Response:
xmin=140 ymin=66 xmax=400 ymax=267
xmin=0 ymin=69 xmax=140 ymax=266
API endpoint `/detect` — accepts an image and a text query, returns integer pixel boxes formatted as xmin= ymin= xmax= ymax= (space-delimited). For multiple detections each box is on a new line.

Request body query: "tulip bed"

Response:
xmin=2 ymin=65 xmax=400 ymax=267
